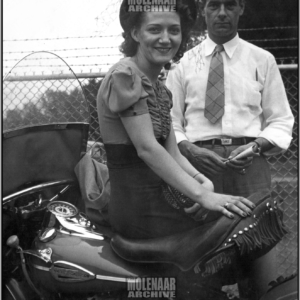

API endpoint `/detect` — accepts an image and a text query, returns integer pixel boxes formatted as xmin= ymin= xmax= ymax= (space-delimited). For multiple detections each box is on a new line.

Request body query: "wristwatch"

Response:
xmin=253 ymin=140 xmax=262 ymax=154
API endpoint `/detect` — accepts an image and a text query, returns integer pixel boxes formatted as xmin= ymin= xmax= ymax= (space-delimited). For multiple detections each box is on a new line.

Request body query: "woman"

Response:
xmin=97 ymin=0 xmax=255 ymax=240
xmin=97 ymin=1 xmax=287 ymax=298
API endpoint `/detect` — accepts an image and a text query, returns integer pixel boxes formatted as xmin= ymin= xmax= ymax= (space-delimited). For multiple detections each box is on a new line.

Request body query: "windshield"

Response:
xmin=3 ymin=51 xmax=90 ymax=132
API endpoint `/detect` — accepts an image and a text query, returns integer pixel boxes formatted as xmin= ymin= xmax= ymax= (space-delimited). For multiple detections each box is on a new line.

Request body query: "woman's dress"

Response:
xmin=97 ymin=58 xmax=208 ymax=239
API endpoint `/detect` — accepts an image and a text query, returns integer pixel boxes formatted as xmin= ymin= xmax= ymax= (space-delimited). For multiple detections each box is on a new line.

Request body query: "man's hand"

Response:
xmin=178 ymin=140 xmax=227 ymax=178
xmin=226 ymin=143 xmax=255 ymax=174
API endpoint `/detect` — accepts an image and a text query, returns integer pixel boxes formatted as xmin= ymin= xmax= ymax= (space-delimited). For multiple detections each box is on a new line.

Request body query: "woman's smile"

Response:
xmin=154 ymin=47 xmax=172 ymax=54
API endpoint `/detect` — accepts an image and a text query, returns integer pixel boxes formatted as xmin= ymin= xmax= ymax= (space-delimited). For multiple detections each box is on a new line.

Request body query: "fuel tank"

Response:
xmin=28 ymin=228 xmax=162 ymax=295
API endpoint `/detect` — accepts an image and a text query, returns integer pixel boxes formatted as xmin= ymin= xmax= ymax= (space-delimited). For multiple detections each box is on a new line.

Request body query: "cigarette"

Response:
xmin=229 ymin=145 xmax=259 ymax=161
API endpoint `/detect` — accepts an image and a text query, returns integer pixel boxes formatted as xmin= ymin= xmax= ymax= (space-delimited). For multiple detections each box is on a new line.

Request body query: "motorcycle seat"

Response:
xmin=111 ymin=191 xmax=287 ymax=275
xmin=111 ymin=216 xmax=237 ymax=273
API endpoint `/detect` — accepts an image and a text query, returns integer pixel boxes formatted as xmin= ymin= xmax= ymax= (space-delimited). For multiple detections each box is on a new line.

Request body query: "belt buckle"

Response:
xmin=221 ymin=138 xmax=232 ymax=145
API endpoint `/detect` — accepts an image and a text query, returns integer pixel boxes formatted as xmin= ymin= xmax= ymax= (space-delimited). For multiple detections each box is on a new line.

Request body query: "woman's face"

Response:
xmin=132 ymin=12 xmax=182 ymax=67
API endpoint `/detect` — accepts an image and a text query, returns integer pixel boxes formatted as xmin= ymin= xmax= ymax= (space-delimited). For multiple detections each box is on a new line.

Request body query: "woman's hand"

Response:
xmin=184 ymin=173 xmax=214 ymax=219
xmin=185 ymin=174 xmax=254 ymax=220
xmin=200 ymin=191 xmax=256 ymax=219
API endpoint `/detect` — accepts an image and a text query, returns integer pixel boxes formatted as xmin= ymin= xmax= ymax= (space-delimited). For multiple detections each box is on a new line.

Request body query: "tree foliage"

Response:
xmin=81 ymin=78 xmax=103 ymax=141
xmin=3 ymin=83 xmax=89 ymax=132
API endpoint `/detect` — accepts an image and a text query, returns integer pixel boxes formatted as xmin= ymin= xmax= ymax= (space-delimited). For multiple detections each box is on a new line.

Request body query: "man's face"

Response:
xmin=202 ymin=0 xmax=244 ymax=44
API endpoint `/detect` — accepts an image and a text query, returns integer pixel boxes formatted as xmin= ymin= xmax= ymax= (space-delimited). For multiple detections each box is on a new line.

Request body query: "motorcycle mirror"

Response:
xmin=6 ymin=235 xmax=20 ymax=249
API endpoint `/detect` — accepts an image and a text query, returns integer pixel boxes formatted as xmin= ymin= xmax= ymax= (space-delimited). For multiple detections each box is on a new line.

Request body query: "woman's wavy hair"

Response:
xmin=119 ymin=0 xmax=198 ymax=64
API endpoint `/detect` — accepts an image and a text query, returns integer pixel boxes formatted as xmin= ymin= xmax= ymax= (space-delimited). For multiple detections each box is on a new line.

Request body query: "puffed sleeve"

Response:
xmin=108 ymin=66 xmax=149 ymax=117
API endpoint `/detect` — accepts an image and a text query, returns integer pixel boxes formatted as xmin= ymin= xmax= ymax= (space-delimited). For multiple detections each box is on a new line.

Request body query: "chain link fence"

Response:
xmin=268 ymin=67 xmax=298 ymax=277
xmin=3 ymin=65 xmax=298 ymax=277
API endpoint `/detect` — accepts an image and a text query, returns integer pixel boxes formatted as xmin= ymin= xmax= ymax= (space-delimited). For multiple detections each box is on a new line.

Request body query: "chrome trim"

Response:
xmin=47 ymin=201 xmax=78 ymax=218
xmin=59 ymin=229 xmax=104 ymax=241
xmin=23 ymin=248 xmax=52 ymax=263
xmin=54 ymin=261 xmax=95 ymax=276
xmin=39 ymin=248 xmax=53 ymax=263
xmin=50 ymin=261 xmax=95 ymax=282
xmin=57 ymin=214 xmax=104 ymax=240
xmin=3 ymin=179 xmax=76 ymax=205
xmin=31 ymin=261 xmax=137 ymax=283
xmin=48 ymin=185 xmax=71 ymax=202
xmin=96 ymin=275 xmax=136 ymax=283
xmin=39 ymin=228 xmax=57 ymax=243
xmin=53 ymin=261 xmax=137 ymax=283
xmin=5 ymin=284 xmax=17 ymax=300
xmin=31 ymin=264 xmax=50 ymax=272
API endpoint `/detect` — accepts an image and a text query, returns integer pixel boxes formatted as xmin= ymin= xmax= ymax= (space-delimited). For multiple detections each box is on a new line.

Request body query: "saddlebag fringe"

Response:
xmin=196 ymin=247 xmax=236 ymax=276
xmin=233 ymin=207 xmax=288 ymax=257
xmin=198 ymin=202 xmax=288 ymax=276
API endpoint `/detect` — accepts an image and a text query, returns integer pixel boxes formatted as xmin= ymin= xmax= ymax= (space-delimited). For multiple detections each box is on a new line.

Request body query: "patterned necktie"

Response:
xmin=205 ymin=44 xmax=225 ymax=124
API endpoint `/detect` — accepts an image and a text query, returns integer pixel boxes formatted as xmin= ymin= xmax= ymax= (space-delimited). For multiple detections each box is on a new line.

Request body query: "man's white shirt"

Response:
xmin=166 ymin=34 xmax=294 ymax=155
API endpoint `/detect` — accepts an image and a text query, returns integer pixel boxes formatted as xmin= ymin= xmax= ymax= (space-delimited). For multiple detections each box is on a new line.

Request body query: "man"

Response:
xmin=166 ymin=0 xmax=294 ymax=197
xmin=166 ymin=0 xmax=294 ymax=298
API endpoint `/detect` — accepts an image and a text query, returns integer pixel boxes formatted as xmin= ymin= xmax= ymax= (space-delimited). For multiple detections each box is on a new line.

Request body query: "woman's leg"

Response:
xmin=249 ymin=248 xmax=278 ymax=299
xmin=238 ymin=248 xmax=278 ymax=300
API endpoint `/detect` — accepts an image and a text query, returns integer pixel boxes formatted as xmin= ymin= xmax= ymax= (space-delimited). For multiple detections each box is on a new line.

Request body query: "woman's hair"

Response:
xmin=119 ymin=0 xmax=197 ymax=64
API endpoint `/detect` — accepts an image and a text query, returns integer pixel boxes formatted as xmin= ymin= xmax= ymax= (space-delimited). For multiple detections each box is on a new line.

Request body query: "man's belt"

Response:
xmin=195 ymin=137 xmax=256 ymax=146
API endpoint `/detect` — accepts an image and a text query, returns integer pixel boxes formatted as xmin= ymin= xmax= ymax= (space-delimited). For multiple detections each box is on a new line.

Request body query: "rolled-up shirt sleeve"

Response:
xmin=166 ymin=63 xmax=189 ymax=144
xmin=258 ymin=55 xmax=294 ymax=156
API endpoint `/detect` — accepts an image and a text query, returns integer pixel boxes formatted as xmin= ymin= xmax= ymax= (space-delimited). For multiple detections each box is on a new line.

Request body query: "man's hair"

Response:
xmin=197 ymin=0 xmax=245 ymax=35
xmin=200 ymin=0 xmax=245 ymax=6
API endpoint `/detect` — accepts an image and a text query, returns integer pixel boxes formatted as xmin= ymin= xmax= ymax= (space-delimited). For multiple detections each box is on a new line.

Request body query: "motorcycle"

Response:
xmin=2 ymin=52 xmax=297 ymax=300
